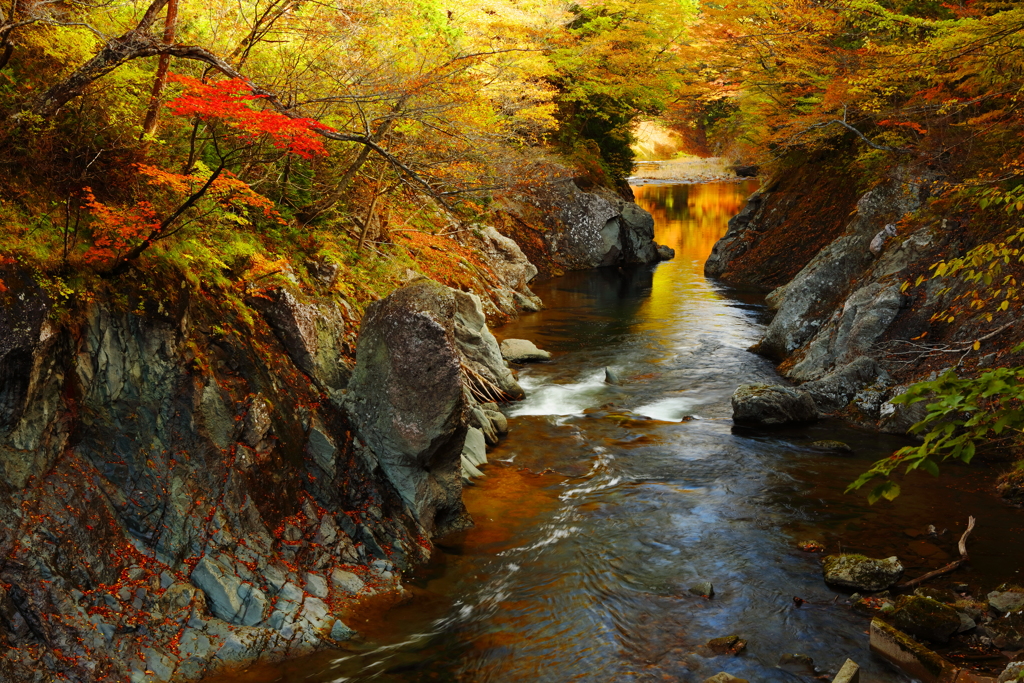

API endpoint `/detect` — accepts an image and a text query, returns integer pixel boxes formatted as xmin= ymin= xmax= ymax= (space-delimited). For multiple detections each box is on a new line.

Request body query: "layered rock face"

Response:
xmin=707 ymin=170 xmax=986 ymax=433
xmin=0 ymin=270 xmax=514 ymax=682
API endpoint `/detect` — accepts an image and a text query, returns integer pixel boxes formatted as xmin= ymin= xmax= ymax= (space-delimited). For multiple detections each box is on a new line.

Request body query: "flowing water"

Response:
xmin=217 ymin=181 xmax=1024 ymax=683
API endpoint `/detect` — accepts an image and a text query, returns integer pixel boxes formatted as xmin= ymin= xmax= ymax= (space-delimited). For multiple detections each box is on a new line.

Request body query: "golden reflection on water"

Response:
xmin=631 ymin=180 xmax=759 ymax=333
xmin=632 ymin=181 xmax=758 ymax=278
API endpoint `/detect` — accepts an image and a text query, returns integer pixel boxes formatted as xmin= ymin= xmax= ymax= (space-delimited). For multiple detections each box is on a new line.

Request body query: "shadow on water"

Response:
xmin=210 ymin=181 xmax=1024 ymax=683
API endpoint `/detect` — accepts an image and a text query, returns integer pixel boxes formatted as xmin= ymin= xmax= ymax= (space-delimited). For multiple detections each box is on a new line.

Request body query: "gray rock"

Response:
xmin=469 ymin=406 xmax=498 ymax=445
xmin=344 ymin=280 xmax=472 ymax=537
xmin=879 ymin=388 xmax=931 ymax=435
xmin=757 ymin=180 xmax=926 ymax=361
xmin=453 ymin=290 xmax=525 ymax=400
xmin=822 ymin=554 xmax=903 ymax=591
xmin=306 ymin=421 xmax=337 ymax=473
xmin=191 ymin=556 xmax=268 ymax=626
xmin=604 ymin=367 xmax=621 ymax=385
xmin=787 ymin=285 xmax=902 ymax=383
xmin=869 ymin=224 xmax=898 ymax=256
xmin=799 ymin=357 xmax=886 ymax=414
xmin=656 ymin=244 xmax=675 ymax=261
xmin=956 ymin=612 xmax=976 ymax=633
xmin=303 ymin=572 xmax=329 ymax=599
xmin=461 ymin=454 xmax=485 ymax=480
xmin=500 ymin=338 xmax=551 ymax=363
xmin=984 ymin=612 xmax=1024 ymax=649
xmin=142 ymin=647 xmax=177 ymax=682
xmin=620 ymin=203 xmax=658 ymax=264
xmin=330 ymin=619 xmax=355 ymax=641
xmin=988 ymin=587 xmax=1024 ymax=614
xmin=242 ymin=394 xmax=273 ymax=447
xmin=731 ymin=384 xmax=818 ymax=427
xmin=330 ymin=569 xmax=365 ymax=595
xmin=705 ymin=191 xmax=764 ymax=279
xmin=462 ymin=428 xmax=487 ymax=468
xmin=483 ymin=409 xmax=508 ymax=435
xmin=998 ymin=661 xmax=1024 ymax=683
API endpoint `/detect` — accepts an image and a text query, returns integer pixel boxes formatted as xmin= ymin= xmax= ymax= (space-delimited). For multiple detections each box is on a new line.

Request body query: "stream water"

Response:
xmin=216 ymin=181 xmax=1024 ymax=683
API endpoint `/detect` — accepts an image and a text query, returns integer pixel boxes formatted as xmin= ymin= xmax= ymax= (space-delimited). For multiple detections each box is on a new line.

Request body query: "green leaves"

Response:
xmin=850 ymin=366 xmax=1024 ymax=502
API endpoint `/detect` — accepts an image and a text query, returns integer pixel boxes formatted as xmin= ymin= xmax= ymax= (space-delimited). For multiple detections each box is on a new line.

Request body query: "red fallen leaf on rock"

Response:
xmin=798 ymin=540 xmax=825 ymax=552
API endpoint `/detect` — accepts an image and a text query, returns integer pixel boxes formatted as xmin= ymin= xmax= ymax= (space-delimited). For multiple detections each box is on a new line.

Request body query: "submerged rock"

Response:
xmin=689 ymin=581 xmax=715 ymax=598
xmin=731 ymin=384 xmax=818 ymax=427
xmin=892 ymin=595 xmax=961 ymax=644
xmin=500 ymin=338 xmax=551 ymax=362
xmin=707 ymin=634 xmax=746 ymax=655
xmin=704 ymin=674 xmax=748 ymax=683
xmin=822 ymin=554 xmax=903 ymax=591
xmin=982 ymin=611 xmax=1024 ymax=649
xmin=809 ymin=440 xmax=854 ymax=455
xmin=778 ymin=653 xmax=817 ymax=676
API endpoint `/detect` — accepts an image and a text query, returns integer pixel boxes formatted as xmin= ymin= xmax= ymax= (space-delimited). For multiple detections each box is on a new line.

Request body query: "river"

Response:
xmin=212 ymin=180 xmax=1024 ymax=683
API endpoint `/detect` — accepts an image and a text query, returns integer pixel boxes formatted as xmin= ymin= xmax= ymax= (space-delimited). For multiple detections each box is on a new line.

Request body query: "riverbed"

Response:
xmin=213 ymin=181 xmax=1024 ymax=683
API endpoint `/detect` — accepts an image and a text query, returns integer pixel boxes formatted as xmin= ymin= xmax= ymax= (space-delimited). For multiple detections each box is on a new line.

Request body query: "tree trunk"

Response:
xmin=140 ymin=0 xmax=179 ymax=139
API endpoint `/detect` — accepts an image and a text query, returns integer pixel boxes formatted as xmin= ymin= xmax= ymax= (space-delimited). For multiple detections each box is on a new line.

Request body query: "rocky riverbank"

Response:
xmin=0 ymin=172 xmax=665 ymax=681
xmin=707 ymin=163 xmax=1023 ymax=492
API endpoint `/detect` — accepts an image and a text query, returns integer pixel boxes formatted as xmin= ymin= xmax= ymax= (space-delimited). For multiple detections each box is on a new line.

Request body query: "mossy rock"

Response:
xmin=822 ymin=554 xmax=903 ymax=591
xmin=892 ymin=595 xmax=961 ymax=644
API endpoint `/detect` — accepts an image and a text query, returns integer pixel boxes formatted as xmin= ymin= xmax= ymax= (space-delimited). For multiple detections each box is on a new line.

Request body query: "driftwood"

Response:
xmin=896 ymin=516 xmax=976 ymax=590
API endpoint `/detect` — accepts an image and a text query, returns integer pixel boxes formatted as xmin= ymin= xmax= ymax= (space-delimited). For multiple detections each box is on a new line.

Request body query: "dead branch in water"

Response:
xmin=461 ymin=361 xmax=513 ymax=404
xmin=896 ymin=516 xmax=976 ymax=590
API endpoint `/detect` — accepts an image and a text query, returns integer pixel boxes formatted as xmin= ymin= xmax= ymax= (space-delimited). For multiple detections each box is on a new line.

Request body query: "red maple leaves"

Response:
xmin=166 ymin=74 xmax=334 ymax=159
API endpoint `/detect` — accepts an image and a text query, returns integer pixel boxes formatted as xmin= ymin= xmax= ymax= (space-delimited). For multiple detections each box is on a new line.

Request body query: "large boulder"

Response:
xmin=822 ymin=554 xmax=903 ymax=591
xmin=501 ymin=177 xmax=661 ymax=270
xmin=620 ymin=203 xmax=658 ymax=264
xmin=344 ymin=280 xmax=473 ymax=537
xmin=892 ymin=595 xmax=961 ymax=644
xmin=731 ymin=384 xmax=818 ymax=426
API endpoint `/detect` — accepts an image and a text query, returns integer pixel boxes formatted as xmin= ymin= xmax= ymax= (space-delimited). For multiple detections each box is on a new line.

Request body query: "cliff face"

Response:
xmin=707 ymin=167 xmax=1023 ymax=437
xmin=0 ymin=268 xmax=509 ymax=682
